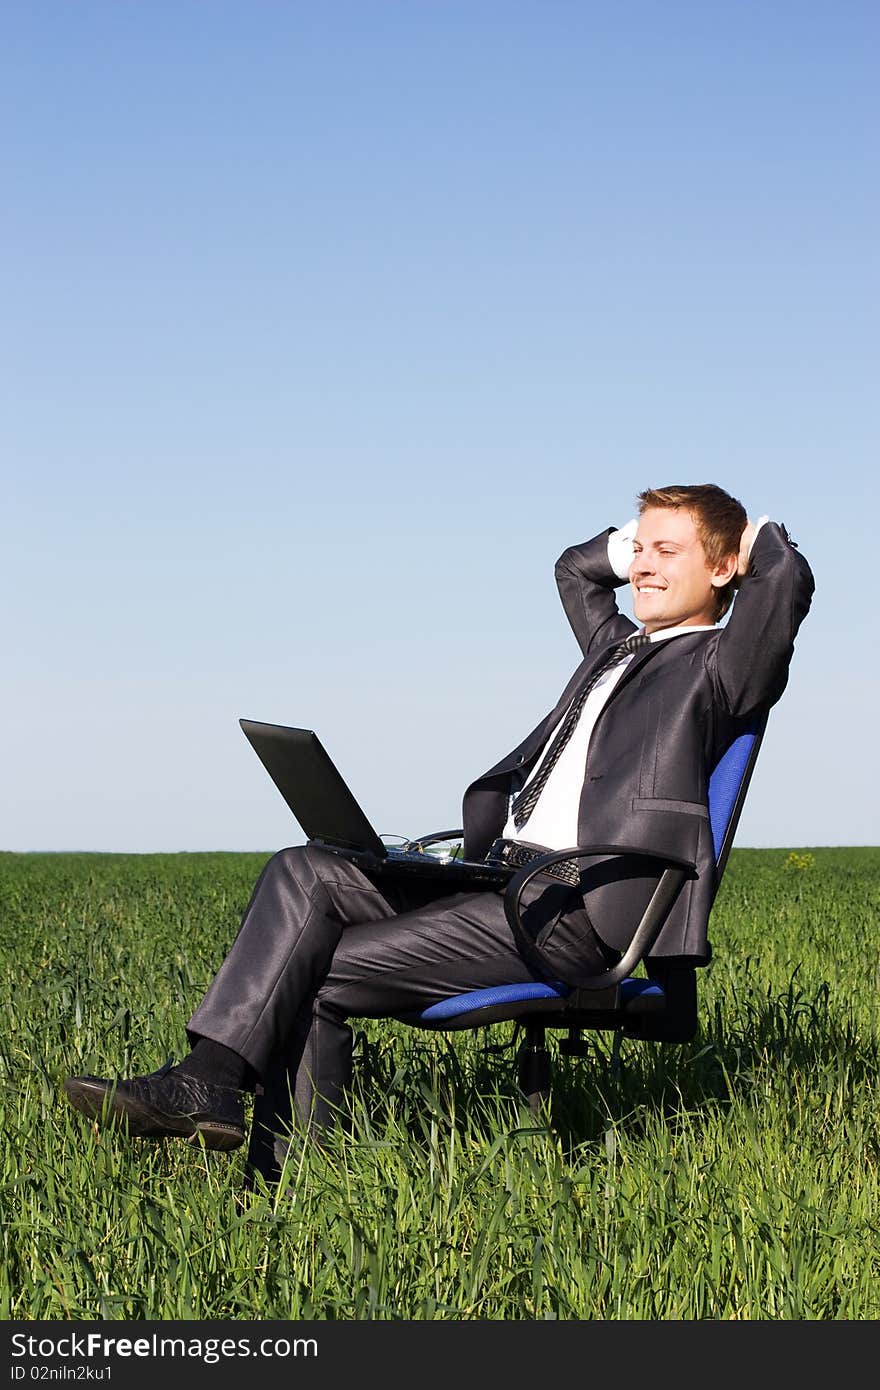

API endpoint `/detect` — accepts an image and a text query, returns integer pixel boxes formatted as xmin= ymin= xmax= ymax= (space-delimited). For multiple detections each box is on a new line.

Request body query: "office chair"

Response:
xmin=245 ymin=717 xmax=766 ymax=1183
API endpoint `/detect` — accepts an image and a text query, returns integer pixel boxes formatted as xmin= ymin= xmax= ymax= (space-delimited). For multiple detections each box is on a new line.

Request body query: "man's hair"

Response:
xmin=637 ymin=483 xmax=747 ymax=620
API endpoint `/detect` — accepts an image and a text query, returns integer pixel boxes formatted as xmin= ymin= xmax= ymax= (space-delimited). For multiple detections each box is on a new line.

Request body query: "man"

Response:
xmin=64 ymin=483 xmax=814 ymax=1153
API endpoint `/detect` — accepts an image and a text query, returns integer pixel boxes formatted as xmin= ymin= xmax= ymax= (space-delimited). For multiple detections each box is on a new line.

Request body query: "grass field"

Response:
xmin=1 ymin=847 xmax=878 ymax=1320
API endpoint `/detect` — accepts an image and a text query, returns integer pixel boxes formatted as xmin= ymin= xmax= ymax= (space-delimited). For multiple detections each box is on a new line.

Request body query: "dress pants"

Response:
xmin=186 ymin=844 xmax=614 ymax=1135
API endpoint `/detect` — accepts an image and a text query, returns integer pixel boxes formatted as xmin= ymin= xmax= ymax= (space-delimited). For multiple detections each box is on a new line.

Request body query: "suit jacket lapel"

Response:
xmin=472 ymin=630 xmax=714 ymax=786
xmin=484 ymin=635 xmax=640 ymax=779
xmin=604 ymin=628 xmax=714 ymax=703
xmin=526 ymin=637 xmax=630 ymax=753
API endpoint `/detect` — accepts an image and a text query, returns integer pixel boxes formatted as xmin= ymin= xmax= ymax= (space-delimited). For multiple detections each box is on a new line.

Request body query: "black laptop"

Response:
xmin=239 ymin=719 xmax=511 ymax=887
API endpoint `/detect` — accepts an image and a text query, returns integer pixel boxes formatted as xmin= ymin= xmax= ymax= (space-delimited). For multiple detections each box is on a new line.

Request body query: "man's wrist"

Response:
xmin=737 ymin=515 xmax=769 ymax=576
xmin=607 ymin=518 xmax=638 ymax=580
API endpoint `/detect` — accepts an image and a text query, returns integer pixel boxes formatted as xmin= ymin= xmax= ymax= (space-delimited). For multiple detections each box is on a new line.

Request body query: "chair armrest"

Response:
xmin=503 ymin=843 xmax=696 ymax=992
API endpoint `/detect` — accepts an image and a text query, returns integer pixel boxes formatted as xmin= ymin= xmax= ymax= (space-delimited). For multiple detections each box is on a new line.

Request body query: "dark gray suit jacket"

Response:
xmin=461 ymin=522 xmax=814 ymax=961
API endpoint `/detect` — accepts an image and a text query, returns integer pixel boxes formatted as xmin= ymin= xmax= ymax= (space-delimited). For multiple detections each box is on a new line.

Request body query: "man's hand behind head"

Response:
xmin=737 ymin=520 xmax=760 ymax=577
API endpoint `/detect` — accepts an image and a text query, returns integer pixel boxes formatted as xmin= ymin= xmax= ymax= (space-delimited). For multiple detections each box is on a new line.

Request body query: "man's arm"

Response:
xmin=554 ymin=524 xmax=638 ymax=657
xmin=709 ymin=520 xmax=814 ymax=718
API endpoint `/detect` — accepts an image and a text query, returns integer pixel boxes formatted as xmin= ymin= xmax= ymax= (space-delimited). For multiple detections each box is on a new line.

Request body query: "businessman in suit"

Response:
xmin=65 ymin=483 xmax=814 ymax=1152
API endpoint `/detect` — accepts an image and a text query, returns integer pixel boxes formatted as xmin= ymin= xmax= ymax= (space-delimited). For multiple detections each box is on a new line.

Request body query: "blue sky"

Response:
xmin=4 ymin=1 xmax=877 ymax=851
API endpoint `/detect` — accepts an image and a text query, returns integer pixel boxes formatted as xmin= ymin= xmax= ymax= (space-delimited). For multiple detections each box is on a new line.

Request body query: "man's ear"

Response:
xmin=710 ymin=553 xmax=739 ymax=589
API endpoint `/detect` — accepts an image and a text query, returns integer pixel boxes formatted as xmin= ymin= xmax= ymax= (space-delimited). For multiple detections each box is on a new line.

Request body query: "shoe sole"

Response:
xmin=63 ymin=1077 xmax=245 ymax=1152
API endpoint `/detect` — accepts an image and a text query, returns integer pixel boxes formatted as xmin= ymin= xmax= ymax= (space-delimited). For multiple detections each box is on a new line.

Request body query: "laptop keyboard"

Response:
xmin=386 ymin=847 xmax=459 ymax=863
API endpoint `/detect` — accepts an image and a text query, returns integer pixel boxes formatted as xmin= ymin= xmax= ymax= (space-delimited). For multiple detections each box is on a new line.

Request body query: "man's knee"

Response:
xmin=266 ymin=843 xmax=335 ymax=883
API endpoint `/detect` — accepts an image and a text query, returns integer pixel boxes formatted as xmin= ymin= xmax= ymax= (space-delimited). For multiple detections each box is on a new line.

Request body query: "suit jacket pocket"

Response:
xmin=625 ymin=799 xmax=706 ymax=873
xmin=631 ymin=798 xmax=709 ymax=818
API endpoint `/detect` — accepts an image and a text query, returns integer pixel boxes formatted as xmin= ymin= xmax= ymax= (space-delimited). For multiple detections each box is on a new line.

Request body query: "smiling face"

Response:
xmin=630 ymin=506 xmax=738 ymax=633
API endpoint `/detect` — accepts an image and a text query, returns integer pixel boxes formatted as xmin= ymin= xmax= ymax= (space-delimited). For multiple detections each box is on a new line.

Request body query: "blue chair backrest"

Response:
xmin=707 ymin=716 xmax=767 ymax=879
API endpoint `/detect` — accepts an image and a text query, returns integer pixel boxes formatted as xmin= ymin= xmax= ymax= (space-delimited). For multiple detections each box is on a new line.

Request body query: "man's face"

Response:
xmin=629 ymin=506 xmax=733 ymax=633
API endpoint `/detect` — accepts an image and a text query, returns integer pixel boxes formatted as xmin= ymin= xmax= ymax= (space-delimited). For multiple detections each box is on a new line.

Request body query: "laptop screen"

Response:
xmin=239 ymin=720 xmax=387 ymax=857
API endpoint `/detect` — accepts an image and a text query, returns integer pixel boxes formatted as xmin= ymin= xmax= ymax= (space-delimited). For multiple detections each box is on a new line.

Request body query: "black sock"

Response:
xmin=175 ymin=1039 xmax=252 ymax=1091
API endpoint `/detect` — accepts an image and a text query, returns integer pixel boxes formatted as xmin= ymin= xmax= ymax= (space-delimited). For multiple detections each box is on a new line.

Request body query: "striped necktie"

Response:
xmin=511 ymin=631 xmax=651 ymax=830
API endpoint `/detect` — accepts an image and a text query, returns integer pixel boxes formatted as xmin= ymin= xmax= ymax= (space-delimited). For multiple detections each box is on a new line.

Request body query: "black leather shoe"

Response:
xmin=63 ymin=1059 xmax=246 ymax=1151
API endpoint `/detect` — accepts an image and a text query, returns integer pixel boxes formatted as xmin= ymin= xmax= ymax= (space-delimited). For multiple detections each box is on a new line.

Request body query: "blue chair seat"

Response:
xmin=410 ymin=976 xmax=665 ymax=1026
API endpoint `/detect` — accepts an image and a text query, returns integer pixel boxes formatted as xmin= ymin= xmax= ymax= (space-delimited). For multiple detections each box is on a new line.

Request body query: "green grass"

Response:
xmin=1 ymin=847 xmax=879 ymax=1319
